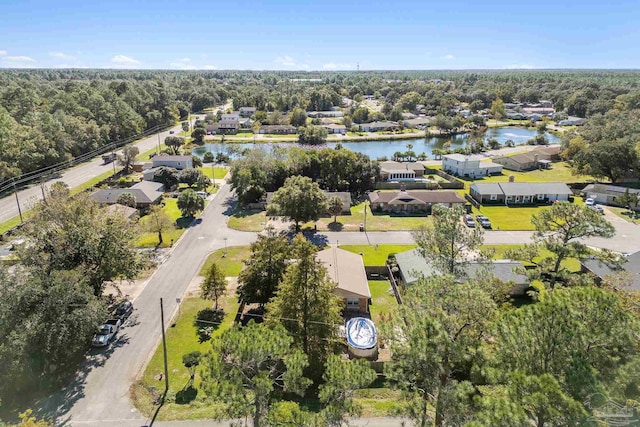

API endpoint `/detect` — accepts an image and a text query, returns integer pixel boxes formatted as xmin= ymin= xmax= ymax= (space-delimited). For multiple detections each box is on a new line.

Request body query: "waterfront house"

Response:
xmin=152 ymin=155 xmax=193 ymax=170
xmin=379 ymin=161 xmax=425 ymax=181
xmin=358 ymin=121 xmax=401 ymax=132
xmin=442 ymin=154 xmax=504 ymax=178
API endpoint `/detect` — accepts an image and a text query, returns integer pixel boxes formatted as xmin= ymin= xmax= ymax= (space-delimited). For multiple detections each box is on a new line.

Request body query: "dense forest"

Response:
xmin=2 ymin=69 xmax=640 ymax=184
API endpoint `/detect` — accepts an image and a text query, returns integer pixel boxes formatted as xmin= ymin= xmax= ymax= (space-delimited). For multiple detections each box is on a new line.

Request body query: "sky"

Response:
xmin=1 ymin=0 xmax=639 ymax=70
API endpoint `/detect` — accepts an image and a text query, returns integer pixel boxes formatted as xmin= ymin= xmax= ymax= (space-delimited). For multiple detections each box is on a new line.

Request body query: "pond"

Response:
xmin=191 ymin=127 xmax=560 ymax=160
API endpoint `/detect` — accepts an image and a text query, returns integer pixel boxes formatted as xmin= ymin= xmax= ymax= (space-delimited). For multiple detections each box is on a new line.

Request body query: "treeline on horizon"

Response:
xmin=1 ymin=68 xmax=640 ymax=184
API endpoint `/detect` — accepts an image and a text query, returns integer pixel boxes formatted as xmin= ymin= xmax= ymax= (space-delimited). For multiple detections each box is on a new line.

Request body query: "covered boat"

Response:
xmin=346 ymin=317 xmax=378 ymax=359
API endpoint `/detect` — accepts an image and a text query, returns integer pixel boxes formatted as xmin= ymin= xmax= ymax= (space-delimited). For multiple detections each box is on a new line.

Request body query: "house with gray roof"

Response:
xmin=369 ymin=190 xmax=465 ymax=213
xmin=239 ymin=107 xmax=257 ymax=118
xmin=581 ymin=251 xmax=640 ymax=291
xmin=358 ymin=121 xmax=401 ymax=132
xmin=90 ymin=181 xmax=164 ymax=208
xmin=470 ymin=182 xmax=572 ymax=205
xmin=581 ymin=184 xmax=640 ymax=209
xmin=394 ymin=248 xmax=530 ymax=295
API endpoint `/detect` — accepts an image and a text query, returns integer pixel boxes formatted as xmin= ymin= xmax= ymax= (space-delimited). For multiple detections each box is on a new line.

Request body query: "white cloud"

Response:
xmin=111 ymin=55 xmax=140 ymax=66
xmin=443 ymin=54 xmax=455 ymax=60
xmin=0 ymin=50 xmax=6 ymax=56
xmin=1 ymin=55 xmax=36 ymax=67
xmin=202 ymin=65 xmax=217 ymax=70
xmin=169 ymin=57 xmax=198 ymax=70
xmin=50 ymin=51 xmax=75 ymax=60
xmin=323 ymin=62 xmax=352 ymax=70
xmin=275 ymin=55 xmax=296 ymax=67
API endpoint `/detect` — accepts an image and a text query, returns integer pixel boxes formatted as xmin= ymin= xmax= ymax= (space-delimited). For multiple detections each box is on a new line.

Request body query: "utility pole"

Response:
xmin=12 ymin=179 xmax=23 ymax=224
xmin=157 ymin=131 xmax=161 ymax=155
xmin=160 ymin=298 xmax=169 ymax=395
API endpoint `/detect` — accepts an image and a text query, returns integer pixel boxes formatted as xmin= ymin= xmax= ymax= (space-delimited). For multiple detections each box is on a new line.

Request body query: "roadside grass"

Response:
xmin=340 ymin=244 xmax=417 ymax=266
xmin=608 ymin=206 xmax=640 ymax=224
xmin=368 ymin=280 xmax=397 ymax=325
xmin=136 ymin=295 xmax=239 ymax=420
xmin=200 ymin=246 xmax=251 ymax=277
xmin=482 ymin=244 xmax=582 ymax=272
xmin=139 ymin=144 xmax=166 ymax=161
xmin=71 ymin=169 xmax=121 ymax=195
xmin=227 ymin=208 xmax=266 ymax=232
xmin=136 ymin=198 xmax=189 ymax=248
xmin=0 ymin=213 xmax=30 ymax=235
xmin=200 ymin=167 xmax=229 ymax=180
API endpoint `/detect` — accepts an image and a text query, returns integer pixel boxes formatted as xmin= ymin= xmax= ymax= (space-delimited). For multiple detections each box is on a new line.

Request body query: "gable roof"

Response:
xmin=369 ymin=190 xmax=465 ymax=205
xmin=105 ymin=203 xmax=138 ymax=219
xmin=90 ymin=181 xmax=164 ymax=205
xmin=317 ymin=247 xmax=371 ymax=299
xmin=581 ymin=251 xmax=640 ymax=291
xmin=471 ymin=182 xmax=503 ymax=194
xmin=395 ymin=248 xmax=529 ymax=286
xmin=471 ymin=182 xmax=572 ymax=196
xmin=379 ymin=161 xmax=425 ymax=174
xmin=582 ymin=183 xmax=640 ymax=196
xmin=443 ymin=153 xmax=484 ymax=162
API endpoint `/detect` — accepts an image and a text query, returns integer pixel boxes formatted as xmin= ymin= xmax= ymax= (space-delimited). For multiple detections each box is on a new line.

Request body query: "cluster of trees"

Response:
xmin=0 ymin=184 xmax=142 ymax=405
xmin=229 ymin=146 xmax=379 ymax=204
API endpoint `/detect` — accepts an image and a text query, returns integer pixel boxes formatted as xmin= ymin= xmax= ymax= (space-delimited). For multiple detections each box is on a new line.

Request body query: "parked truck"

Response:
xmin=102 ymin=153 xmax=117 ymax=164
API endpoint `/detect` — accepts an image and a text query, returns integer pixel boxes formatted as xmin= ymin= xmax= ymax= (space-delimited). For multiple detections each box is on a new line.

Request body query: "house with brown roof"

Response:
xmin=317 ymin=247 xmax=371 ymax=312
xmin=379 ymin=161 xmax=425 ymax=181
xmin=369 ymin=190 xmax=465 ymax=213
xmin=492 ymin=146 xmax=561 ymax=172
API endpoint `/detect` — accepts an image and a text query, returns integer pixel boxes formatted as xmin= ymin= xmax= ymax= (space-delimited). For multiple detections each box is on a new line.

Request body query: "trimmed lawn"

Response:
xmin=313 ymin=202 xmax=432 ymax=232
xmin=227 ymin=208 xmax=266 ymax=232
xmin=136 ymin=295 xmax=239 ymax=419
xmin=470 ymin=205 xmax=541 ymax=231
xmin=200 ymin=167 xmax=228 ymax=180
xmin=482 ymin=244 xmax=582 ymax=272
xmin=340 ymin=244 xmax=417 ymax=266
xmin=200 ymin=246 xmax=251 ymax=277
xmin=136 ymin=198 xmax=189 ymax=248
xmin=368 ymin=280 xmax=397 ymax=325
xmin=463 ymin=162 xmax=596 ymax=190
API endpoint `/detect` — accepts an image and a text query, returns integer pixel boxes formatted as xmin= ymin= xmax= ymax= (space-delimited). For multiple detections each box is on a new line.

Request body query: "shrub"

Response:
xmin=194 ymin=308 xmax=224 ymax=342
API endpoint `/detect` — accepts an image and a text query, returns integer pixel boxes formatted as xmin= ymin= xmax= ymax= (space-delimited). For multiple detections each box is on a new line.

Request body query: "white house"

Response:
xmin=558 ymin=116 xmax=586 ymax=126
xmin=358 ymin=121 xmax=400 ymax=132
xmin=239 ymin=107 xmax=256 ymax=118
xmin=152 ymin=155 xmax=193 ymax=170
xmin=221 ymin=113 xmax=240 ymax=121
xmin=322 ymin=123 xmax=347 ymax=134
xmin=442 ymin=154 xmax=503 ymax=178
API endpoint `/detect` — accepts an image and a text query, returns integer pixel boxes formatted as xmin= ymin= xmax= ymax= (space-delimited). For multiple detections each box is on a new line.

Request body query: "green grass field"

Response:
xmin=136 ymin=198 xmax=189 ymax=248
xmin=200 ymin=167 xmax=229 ymax=180
xmin=200 ymin=246 xmax=251 ymax=277
xmin=136 ymin=295 xmax=239 ymax=419
xmin=368 ymin=280 xmax=397 ymax=325
xmin=227 ymin=208 xmax=266 ymax=232
xmin=340 ymin=244 xmax=417 ymax=266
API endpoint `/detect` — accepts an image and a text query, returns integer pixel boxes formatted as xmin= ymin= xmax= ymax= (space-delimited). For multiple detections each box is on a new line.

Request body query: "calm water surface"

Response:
xmin=192 ymin=127 xmax=560 ymax=159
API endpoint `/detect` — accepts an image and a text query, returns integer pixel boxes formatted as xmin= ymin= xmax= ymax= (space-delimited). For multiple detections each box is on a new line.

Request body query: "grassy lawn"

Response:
xmin=482 ymin=244 xmax=581 ymax=272
xmin=368 ymin=280 xmax=397 ymax=325
xmin=353 ymin=387 xmax=404 ymax=417
xmin=135 ymin=295 xmax=239 ymax=420
xmin=340 ymin=244 xmax=417 ymax=266
xmin=608 ymin=206 xmax=640 ymax=224
xmin=313 ymin=203 xmax=432 ymax=232
xmin=227 ymin=208 xmax=266 ymax=232
xmin=136 ymin=198 xmax=190 ymax=248
xmin=200 ymin=167 xmax=228 ymax=180
xmin=470 ymin=205 xmax=541 ymax=231
xmin=200 ymin=246 xmax=251 ymax=277
xmin=463 ymin=162 xmax=595 ymax=190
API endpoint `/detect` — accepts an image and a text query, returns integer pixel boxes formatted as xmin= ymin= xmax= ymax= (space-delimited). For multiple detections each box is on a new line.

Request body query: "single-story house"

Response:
xmin=258 ymin=125 xmax=298 ymax=134
xmin=582 ymin=184 xmax=640 ymax=209
xmin=308 ymin=111 xmax=344 ymax=118
xmin=105 ymin=203 xmax=139 ymax=220
xmin=379 ymin=161 xmax=425 ymax=181
xmin=90 ymin=181 xmax=165 ymax=208
xmin=402 ymin=117 xmax=431 ymax=128
xmin=216 ymin=120 xmax=240 ymax=133
xmin=265 ymin=191 xmax=351 ymax=214
xmin=470 ymin=182 xmax=573 ymax=205
xmin=558 ymin=116 xmax=586 ymax=126
xmin=358 ymin=121 xmax=401 ymax=132
xmin=581 ymin=252 xmax=640 ymax=292
xmin=369 ymin=190 xmax=465 ymax=213
xmin=152 ymin=155 xmax=193 ymax=170
xmin=492 ymin=146 xmax=561 ymax=172
xmin=322 ymin=123 xmax=347 ymax=135
xmin=221 ymin=113 xmax=240 ymax=121
xmin=239 ymin=107 xmax=257 ymax=118
xmin=442 ymin=154 xmax=504 ymax=178
xmin=317 ymin=246 xmax=371 ymax=312
xmin=522 ymin=107 xmax=555 ymax=115
xmin=394 ymin=248 xmax=530 ymax=296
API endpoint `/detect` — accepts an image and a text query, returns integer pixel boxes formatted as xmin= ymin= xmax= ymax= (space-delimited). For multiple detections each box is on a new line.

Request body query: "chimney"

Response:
xmin=534 ymin=154 xmax=539 ymax=163
xmin=400 ymin=183 xmax=407 ymax=192
xmin=509 ymin=175 xmax=515 ymax=182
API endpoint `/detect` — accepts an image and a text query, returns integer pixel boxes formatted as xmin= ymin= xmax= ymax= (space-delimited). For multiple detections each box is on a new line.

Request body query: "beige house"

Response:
xmin=379 ymin=161 xmax=425 ymax=181
xmin=492 ymin=146 xmax=561 ymax=172
xmin=317 ymin=247 xmax=371 ymax=312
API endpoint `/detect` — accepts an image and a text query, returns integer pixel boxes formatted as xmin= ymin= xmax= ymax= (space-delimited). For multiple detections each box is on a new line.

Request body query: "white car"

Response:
xmin=585 ymin=198 xmax=595 ymax=206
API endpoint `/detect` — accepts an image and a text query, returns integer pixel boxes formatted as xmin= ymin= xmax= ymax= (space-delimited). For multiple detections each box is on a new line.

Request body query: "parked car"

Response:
xmin=92 ymin=324 xmax=117 ymax=347
xmin=195 ymin=191 xmax=207 ymax=198
xmin=590 ymin=205 xmax=605 ymax=214
xmin=475 ymin=214 xmax=492 ymax=229
xmin=463 ymin=215 xmax=475 ymax=228
xmin=105 ymin=318 xmax=122 ymax=331
xmin=585 ymin=198 xmax=595 ymax=206
xmin=169 ymin=130 xmax=175 ymax=134
xmin=114 ymin=300 xmax=133 ymax=320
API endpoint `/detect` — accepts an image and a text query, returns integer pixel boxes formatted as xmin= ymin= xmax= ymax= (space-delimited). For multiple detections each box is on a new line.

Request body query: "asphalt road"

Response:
xmin=0 ymin=123 xmax=186 ymax=225
xmin=42 ymin=183 xmax=256 ymax=426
